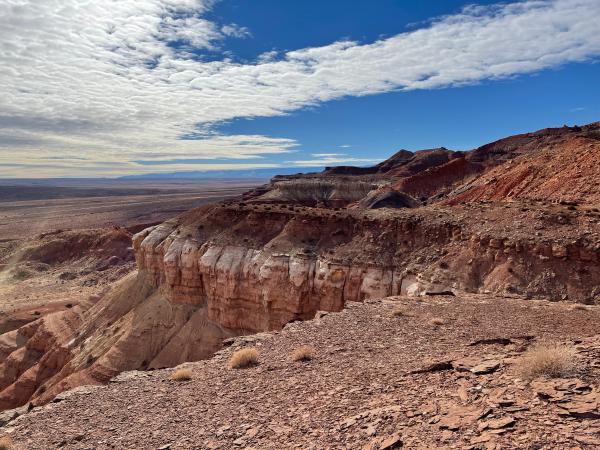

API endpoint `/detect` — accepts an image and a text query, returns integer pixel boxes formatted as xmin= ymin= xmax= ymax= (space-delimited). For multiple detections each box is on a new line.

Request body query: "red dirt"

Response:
xmin=450 ymin=134 xmax=600 ymax=205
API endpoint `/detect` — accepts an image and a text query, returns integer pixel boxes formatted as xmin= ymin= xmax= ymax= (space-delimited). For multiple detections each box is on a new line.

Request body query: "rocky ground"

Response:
xmin=5 ymin=293 xmax=600 ymax=449
xmin=0 ymin=228 xmax=135 ymax=335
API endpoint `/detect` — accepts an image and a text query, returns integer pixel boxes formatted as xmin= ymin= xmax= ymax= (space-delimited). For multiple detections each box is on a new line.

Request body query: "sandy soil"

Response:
xmin=0 ymin=180 xmax=262 ymax=239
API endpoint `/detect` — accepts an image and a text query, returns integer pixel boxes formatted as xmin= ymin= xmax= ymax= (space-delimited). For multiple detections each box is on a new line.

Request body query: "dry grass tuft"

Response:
xmin=430 ymin=317 xmax=445 ymax=326
xmin=228 ymin=347 xmax=260 ymax=369
xmin=291 ymin=346 xmax=315 ymax=362
xmin=392 ymin=306 xmax=411 ymax=318
xmin=571 ymin=304 xmax=589 ymax=311
xmin=169 ymin=367 xmax=192 ymax=381
xmin=515 ymin=342 xmax=578 ymax=380
xmin=0 ymin=436 xmax=12 ymax=450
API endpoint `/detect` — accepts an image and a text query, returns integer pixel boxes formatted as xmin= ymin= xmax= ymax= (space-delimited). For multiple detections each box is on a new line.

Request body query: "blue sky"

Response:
xmin=211 ymin=0 xmax=600 ymax=163
xmin=0 ymin=0 xmax=599 ymax=177
xmin=218 ymin=62 xmax=600 ymax=166
xmin=207 ymin=1 xmax=490 ymax=61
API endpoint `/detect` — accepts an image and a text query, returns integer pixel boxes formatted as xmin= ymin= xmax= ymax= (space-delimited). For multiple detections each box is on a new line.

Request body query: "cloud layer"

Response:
xmin=1 ymin=0 xmax=600 ymax=176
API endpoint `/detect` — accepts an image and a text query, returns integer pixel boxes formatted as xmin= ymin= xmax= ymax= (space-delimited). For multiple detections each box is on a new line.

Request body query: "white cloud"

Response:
xmin=257 ymin=50 xmax=279 ymax=63
xmin=159 ymin=16 xmax=223 ymax=49
xmin=1 ymin=0 xmax=600 ymax=176
xmin=221 ymin=24 xmax=251 ymax=39
xmin=289 ymin=154 xmax=381 ymax=167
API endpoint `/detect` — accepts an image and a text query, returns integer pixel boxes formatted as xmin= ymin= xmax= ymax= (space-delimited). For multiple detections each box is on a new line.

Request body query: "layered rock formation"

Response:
xmin=449 ymin=132 xmax=600 ymax=204
xmin=252 ymin=122 xmax=600 ymax=207
xmin=0 ymin=270 xmax=238 ymax=410
xmin=134 ymin=202 xmax=600 ymax=319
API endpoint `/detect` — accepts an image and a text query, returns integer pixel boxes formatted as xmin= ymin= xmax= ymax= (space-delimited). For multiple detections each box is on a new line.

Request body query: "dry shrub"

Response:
xmin=571 ymin=304 xmax=589 ymax=311
xmin=169 ymin=367 xmax=192 ymax=381
xmin=430 ymin=317 xmax=445 ymax=326
xmin=291 ymin=346 xmax=315 ymax=362
xmin=392 ymin=307 xmax=411 ymax=318
xmin=0 ymin=436 xmax=11 ymax=450
xmin=516 ymin=342 xmax=577 ymax=380
xmin=228 ymin=347 xmax=259 ymax=369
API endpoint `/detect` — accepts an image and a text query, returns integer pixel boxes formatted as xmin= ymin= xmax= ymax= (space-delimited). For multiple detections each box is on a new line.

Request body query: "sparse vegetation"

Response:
xmin=0 ymin=436 xmax=12 ymax=450
xmin=228 ymin=347 xmax=260 ymax=369
xmin=291 ymin=346 xmax=315 ymax=362
xmin=392 ymin=306 xmax=411 ymax=318
xmin=170 ymin=367 xmax=192 ymax=381
xmin=515 ymin=342 xmax=577 ymax=380
xmin=430 ymin=317 xmax=445 ymax=326
xmin=571 ymin=304 xmax=589 ymax=311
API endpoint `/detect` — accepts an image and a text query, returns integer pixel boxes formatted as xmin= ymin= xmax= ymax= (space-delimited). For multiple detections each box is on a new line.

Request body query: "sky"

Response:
xmin=1 ymin=0 xmax=599 ymax=178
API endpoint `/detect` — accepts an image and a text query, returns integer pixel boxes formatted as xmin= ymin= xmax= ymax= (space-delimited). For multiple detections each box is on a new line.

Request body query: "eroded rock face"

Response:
xmin=134 ymin=202 xmax=600 ymax=329
xmin=449 ymin=126 xmax=600 ymax=205
xmin=132 ymin=205 xmax=465 ymax=333
xmin=0 ymin=271 xmax=237 ymax=410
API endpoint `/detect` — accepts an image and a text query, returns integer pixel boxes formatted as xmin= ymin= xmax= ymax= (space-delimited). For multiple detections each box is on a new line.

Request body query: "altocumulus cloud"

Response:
xmin=1 ymin=0 xmax=600 ymax=176
xmin=288 ymin=154 xmax=382 ymax=167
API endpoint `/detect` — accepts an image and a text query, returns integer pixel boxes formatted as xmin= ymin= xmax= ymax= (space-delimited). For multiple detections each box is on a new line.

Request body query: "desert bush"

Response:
xmin=515 ymin=342 xmax=577 ymax=380
xmin=430 ymin=317 xmax=445 ymax=326
xmin=291 ymin=346 xmax=315 ymax=362
xmin=571 ymin=304 xmax=589 ymax=311
xmin=170 ymin=367 xmax=192 ymax=381
xmin=228 ymin=347 xmax=259 ymax=369
xmin=392 ymin=307 xmax=411 ymax=318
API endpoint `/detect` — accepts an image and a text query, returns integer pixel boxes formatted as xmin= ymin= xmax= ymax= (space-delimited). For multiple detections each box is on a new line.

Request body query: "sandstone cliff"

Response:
xmin=134 ymin=202 xmax=600 ymax=318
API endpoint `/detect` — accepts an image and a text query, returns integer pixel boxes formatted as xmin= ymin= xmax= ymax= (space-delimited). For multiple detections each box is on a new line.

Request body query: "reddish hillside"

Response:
xmin=319 ymin=122 xmax=600 ymax=206
xmin=450 ymin=123 xmax=600 ymax=204
xmin=394 ymin=157 xmax=482 ymax=199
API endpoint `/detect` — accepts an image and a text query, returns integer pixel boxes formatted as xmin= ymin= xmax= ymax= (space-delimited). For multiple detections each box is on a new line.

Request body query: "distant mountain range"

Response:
xmin=119 ymin=167 xmax=323 ymax=180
